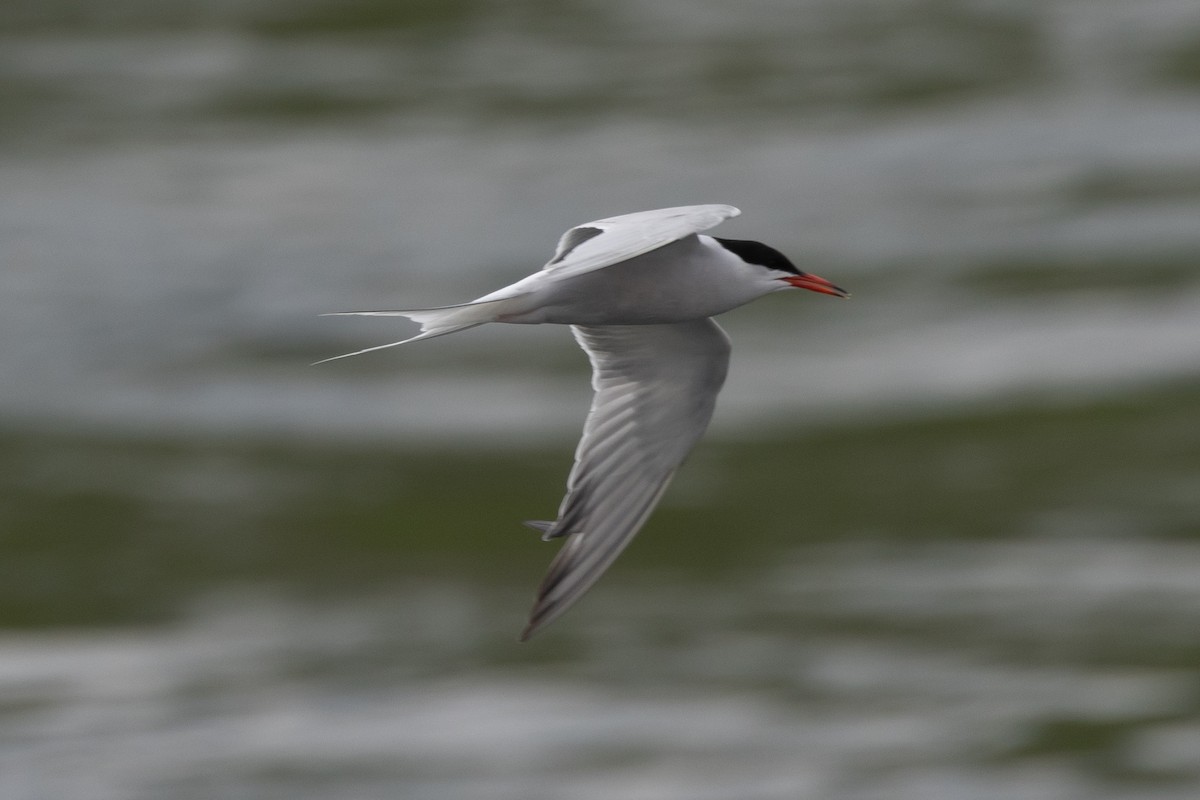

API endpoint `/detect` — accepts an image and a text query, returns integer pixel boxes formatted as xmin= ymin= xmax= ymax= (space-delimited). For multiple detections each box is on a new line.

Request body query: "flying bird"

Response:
xmin=318 ymin=205 xmax=847 ymax=639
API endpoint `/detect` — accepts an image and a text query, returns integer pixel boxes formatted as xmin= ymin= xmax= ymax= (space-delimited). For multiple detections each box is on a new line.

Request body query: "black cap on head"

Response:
xmin=712 ymin=237 xmax=800 ymax=275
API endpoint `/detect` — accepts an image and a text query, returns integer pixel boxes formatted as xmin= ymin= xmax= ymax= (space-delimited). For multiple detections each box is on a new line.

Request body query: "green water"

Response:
xmin=5 ymin=383 xmax=1200 ymax=798
xmin=6 ymin=381 xmax=1197 ymax=633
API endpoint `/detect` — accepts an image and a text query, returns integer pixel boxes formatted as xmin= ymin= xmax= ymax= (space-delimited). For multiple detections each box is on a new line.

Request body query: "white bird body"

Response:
xmin=492 ymin=235 xmax=783 ymax=325
xmin=320 ymin=204 xmax=847 ymax=639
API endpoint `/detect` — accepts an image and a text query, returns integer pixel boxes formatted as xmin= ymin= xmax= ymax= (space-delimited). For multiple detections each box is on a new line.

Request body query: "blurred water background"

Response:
xmin=3 ymin=0 xmax=1200 ymax=797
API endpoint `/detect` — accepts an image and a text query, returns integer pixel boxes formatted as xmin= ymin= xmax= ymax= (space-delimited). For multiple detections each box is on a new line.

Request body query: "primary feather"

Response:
xmin=520 ymin=319 xmax=730 ymax=640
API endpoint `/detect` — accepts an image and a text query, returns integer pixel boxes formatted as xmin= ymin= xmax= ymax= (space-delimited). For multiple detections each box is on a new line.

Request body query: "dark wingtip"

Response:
xmin=519 ymin=607 xmax=549 ymax=641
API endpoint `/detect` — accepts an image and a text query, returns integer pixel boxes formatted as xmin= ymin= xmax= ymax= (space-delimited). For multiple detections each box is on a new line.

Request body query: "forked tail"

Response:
xmin=314 ymin=294 xmax=526 ymax=364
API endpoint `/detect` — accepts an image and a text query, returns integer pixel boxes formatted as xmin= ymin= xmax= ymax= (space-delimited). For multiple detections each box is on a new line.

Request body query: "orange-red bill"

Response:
xmin=783 ymin=272 xmax=850 ymax=298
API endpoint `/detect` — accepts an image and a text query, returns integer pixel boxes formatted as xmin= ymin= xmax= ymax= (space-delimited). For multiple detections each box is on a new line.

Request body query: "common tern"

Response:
xmin=319 ymin=204 xmax=848 ymax=639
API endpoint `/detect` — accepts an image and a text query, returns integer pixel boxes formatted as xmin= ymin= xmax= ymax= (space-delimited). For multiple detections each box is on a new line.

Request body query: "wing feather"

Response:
xmin=540 ymin=204 xmax=739 ymax=281
xmin=520 ymin=318 xmax=732 ymax=640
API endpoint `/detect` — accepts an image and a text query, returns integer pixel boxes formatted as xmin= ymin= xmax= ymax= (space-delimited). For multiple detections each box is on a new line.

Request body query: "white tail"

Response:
xmin=314 ymin=294 xmax=526 ymax=364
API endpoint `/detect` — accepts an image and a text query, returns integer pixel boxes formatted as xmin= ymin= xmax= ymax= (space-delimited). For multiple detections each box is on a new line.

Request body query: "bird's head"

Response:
xmin=713 ymin=237 xmax=849 ymax=298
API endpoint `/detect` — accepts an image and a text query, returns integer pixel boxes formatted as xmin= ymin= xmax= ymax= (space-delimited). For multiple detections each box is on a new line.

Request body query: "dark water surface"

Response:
xmin=3 ymin=1 xmax=1200 ymax=797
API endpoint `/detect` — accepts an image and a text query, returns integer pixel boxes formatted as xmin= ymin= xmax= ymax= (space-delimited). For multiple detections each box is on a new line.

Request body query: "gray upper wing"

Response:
xmin=540 ymin=204 xmax=740 ymax=281
xmin=520 ymin=318 xmax=732 ymax=639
